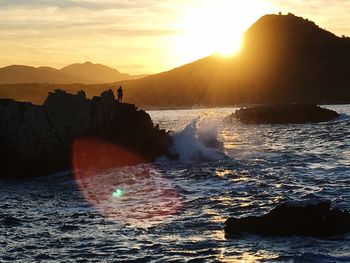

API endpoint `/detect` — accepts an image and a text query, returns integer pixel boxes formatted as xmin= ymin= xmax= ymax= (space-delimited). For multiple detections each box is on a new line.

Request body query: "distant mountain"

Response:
xmin=0 ymin=62 xmax=146 ymax=84
xmin=118 ymin=13 xmax=350 ymax=106
xmin=0 ymin=65 xmax=85 ymax=84
xmin=0 ymin=13 xmax=349 ymax=106
xmin=60 ymin=62 xmax=146 ymax=83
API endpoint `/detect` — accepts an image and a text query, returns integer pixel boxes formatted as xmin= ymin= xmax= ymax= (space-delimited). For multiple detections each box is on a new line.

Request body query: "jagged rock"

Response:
xmin=224 ymin=200 xmax=350 ymax=237
xmin=0 ymin=89 xmax=173 ymax=179
xmin=43 ymin=89 xmax=92 ymax=136
xmin=224 ymin=104 xmax=340 ymax=124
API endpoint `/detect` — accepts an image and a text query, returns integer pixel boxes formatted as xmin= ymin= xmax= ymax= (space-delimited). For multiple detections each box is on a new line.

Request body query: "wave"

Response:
xmin=336 ymin=113 xmax=350 ymax=121
xmin=165 ymin=113 xmax=227 ymax=163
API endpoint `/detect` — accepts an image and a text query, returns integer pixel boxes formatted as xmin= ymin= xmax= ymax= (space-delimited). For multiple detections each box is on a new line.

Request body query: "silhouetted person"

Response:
xmin=117 ymin=86 xmax=123 ymax=103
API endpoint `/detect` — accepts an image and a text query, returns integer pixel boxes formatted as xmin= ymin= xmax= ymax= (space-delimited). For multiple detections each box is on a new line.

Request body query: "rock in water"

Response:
xmin=0 ymin=89 xmax=173 ymax=179
xmin=224 ymin=200 xmax=350 ymax=238
xmin=224 ymin=104 xmax=339 ymax=124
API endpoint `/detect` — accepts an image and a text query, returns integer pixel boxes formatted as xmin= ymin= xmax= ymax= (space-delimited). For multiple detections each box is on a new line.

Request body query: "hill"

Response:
xmin=0 ymin=62 xmax=146 ymax=84
xmin=0 ymin=65 xmax=85 ymax=84
xmin=60 ymin=62 xmax=146 ymax=83
xmin=119 ymin=13 xmax=350 ymax=106
xmin=0 ymin=13 xmax=349 ymax=106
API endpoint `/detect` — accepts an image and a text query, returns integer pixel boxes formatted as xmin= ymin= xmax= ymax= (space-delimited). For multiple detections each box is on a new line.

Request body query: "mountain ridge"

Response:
xmin=0 ymin=62 xmax=147 ymax=84
xmin=0 ymin=13 xmax=349 ymax=106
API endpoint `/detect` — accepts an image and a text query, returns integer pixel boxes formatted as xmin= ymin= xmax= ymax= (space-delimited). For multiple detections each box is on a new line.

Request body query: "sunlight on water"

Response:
xmin=215 ymin=169 xmax=233 ymax=177
xmin=1 ymin=105 xmax=349 ymax=261
xmin=241 ymin=252 xmax=279 ymax=262
xmin=216 ymin=249 xmax=280 ymax=262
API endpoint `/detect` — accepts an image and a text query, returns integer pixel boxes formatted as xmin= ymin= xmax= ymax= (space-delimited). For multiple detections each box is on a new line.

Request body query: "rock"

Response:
xmin=1 ymin=215 xmax=22 ymax=227
xmin=224 ymin=104 xmax=340 ymax=124
xmin=224 ymin=200 xmax=350 ymax=238
xmin=0 ymin=89 xmax=174 ymax=179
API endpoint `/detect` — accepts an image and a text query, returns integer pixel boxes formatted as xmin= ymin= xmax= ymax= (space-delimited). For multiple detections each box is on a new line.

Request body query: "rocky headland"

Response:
xmin=225 ymin=200 xmax=350 ymax=237
xmin=0 ymin=89 xmax=173 ymax=179
xmin=224 ymin=104 xmax=340 ymax=124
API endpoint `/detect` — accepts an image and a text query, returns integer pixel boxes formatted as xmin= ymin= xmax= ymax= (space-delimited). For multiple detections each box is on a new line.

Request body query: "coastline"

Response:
xmin=144 ymin=103 xmax=350 ymax=111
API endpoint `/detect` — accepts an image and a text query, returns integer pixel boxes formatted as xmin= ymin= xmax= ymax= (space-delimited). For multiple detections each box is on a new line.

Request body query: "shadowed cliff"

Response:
xmin=0 ymin=90 xmax=173 ymax=179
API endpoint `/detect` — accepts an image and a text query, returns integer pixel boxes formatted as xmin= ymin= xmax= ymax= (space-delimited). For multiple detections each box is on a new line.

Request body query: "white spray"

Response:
xmin=169 ymin=113 xmax=227 ymax=163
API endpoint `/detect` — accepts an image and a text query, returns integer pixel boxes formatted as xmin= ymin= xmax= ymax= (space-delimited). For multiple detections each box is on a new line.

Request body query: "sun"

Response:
xmin=172 ymin=0 xmax=273 ymax=64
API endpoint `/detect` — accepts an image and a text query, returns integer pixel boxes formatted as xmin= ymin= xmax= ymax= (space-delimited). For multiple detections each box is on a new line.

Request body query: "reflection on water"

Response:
xmin=0 ymin=105 xmax=349 ymax=261
xmin=216 ymin=169 xmax=234 ymax=177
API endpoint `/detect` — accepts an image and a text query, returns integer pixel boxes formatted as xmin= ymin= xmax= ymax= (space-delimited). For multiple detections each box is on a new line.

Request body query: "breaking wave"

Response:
xmin=169 ymin=114 xmax=227 ymax=162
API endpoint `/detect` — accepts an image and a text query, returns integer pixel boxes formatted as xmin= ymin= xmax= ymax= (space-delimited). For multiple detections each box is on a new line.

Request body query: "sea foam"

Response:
xmin=168 ymin=113 xmax=227 ymax=163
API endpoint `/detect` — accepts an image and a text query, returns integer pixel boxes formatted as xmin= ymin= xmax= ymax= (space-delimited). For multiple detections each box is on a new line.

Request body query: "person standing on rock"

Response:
xmin=117 ymin=86 xmax=123 ymax=103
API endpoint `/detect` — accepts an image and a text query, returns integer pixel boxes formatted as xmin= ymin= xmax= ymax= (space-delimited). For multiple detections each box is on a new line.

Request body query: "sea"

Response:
xmin=1 ymin=105 xmax=349 ymax=262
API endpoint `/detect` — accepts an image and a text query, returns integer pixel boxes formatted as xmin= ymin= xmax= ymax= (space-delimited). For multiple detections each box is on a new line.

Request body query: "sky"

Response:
xmin=0 ymin=0 xmax=349 ymax=74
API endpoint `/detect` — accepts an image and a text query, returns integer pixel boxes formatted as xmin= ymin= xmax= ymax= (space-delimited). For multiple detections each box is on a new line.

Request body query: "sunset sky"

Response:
xmin=0 ymin=0 xmax=349 ymax=74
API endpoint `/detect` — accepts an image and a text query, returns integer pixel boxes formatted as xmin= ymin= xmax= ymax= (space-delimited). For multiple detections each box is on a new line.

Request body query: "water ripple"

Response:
xmin=1 ymin=105 xmax=349 ymax=261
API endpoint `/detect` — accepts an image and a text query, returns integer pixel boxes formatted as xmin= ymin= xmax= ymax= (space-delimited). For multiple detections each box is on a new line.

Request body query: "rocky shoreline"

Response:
xmin=0 ymin=89 xmax=173 ymax=179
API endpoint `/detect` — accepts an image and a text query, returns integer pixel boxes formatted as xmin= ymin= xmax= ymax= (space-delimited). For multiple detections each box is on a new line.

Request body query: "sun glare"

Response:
xmin=173 ymin=0 xmax=273 ymax=64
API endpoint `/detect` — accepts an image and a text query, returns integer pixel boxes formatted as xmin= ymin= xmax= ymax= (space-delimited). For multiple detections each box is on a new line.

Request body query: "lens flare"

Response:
xmin=72 ymin=138 xmax=182 ymax=227
xmin=112 ymin=188 xmax=124 ymax=198
xmin=73 ymin=138 xmax=145 ymax=172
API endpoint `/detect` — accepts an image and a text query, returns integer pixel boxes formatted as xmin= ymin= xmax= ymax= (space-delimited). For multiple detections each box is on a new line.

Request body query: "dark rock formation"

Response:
xmin=0 ymin=89 xmax=173 ymax=179
xmin=224 ymin=104 xmax=339 ymax=124
xmin=225 ymin=200 xmax=350 ymax=238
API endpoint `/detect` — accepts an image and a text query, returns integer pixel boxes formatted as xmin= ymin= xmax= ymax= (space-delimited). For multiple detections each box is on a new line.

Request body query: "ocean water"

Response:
xmin=1 ymin=105 xmax=349 ymax=262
